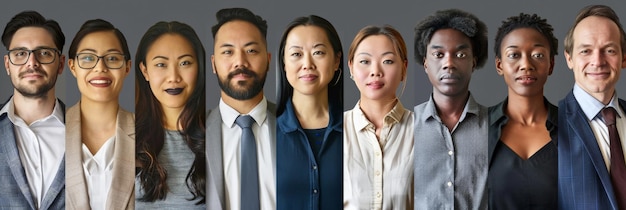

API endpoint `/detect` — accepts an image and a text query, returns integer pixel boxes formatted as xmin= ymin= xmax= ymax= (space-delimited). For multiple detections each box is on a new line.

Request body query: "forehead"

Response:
xmin=573 ymin=16 xmax=621 ymax=43
xmin=429 ymin=28 xmax=472 ymax=48
xmin=214 ymin=20 xmax=266 ymax=47
xmin=501 ymin=28 xmax=549 ymax=46
xmin=147 ymin=33 xmax=195 ymax=56
xmin=356 ymin=35 xmax=394 ymax=52
xmin=9 ymin=26 xmax=56 ymax=48
xmin=286 ymin=25 xmax=330 ymax=44
xmin=77 ymin=31 xmax=122 ymax=49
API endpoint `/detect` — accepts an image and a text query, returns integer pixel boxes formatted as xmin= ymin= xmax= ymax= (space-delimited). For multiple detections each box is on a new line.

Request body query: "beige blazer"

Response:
xmin=65 ymin=103 xmax=135 ymax=210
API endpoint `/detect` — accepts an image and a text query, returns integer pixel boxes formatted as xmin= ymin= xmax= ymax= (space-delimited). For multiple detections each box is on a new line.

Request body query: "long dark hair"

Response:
xmin=276 ymin=15 xmax=344 ymax=116
xmin=135 ymin=21 xmax=206 ymax=204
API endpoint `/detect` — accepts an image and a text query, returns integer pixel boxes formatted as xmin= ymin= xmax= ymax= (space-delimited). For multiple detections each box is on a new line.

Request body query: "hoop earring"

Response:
xmin=332 ymin=68 xmax=342 ymax=86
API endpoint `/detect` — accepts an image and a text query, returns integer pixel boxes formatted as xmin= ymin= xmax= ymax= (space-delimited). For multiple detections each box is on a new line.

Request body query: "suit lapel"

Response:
xmin=106 ymin=109 xmax=135 ymax=210
xmin=40 ymin=158 xmax=65 ymax=209
xmin=0 ymin=117 xmax=36 ymax=210
xmin=206 ymin=107 xmax=224 ymax=210
xmin=65 ymin=104 xmax=90 ymax=209
xmin=565 ymin=93 xmax=617 ymax=204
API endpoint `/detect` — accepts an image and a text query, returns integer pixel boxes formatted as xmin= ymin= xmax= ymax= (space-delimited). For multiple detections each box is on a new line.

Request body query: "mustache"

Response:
xmin=228 ymin=68 xmax=257 ymax=79
xmin=18 ymin=68 xmax=48 ymax=78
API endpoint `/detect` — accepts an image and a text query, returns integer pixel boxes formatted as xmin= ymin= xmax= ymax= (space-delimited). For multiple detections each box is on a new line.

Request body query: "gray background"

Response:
xmin=1 ymin=0 xmax=625 ymax=113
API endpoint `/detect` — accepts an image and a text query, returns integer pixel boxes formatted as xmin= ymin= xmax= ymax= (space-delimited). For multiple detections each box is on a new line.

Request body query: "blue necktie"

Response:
xmin=235 ymin=115 xmax=260 ymax=210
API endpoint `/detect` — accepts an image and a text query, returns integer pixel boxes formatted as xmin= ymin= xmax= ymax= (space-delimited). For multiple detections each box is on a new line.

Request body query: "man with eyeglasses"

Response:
xmin=0 ymin=10 xmax=66 ymax=209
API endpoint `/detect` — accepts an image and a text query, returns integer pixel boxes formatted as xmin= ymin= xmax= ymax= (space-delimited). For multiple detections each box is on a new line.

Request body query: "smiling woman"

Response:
xmin=65 ymin=19 xmax=135 ymax=210
xmin=134 ymin=21 xmax=206 ymax=209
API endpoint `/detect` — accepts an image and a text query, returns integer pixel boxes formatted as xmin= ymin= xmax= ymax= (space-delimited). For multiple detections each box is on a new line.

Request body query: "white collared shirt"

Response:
xmin=219 ymin=97 xmax=276 ymax=210
xmin=82 ymin=136 xmax=115 ymax=210
xmin=343 ymin=101 xmax=414 ymax=210
xmin=573 ymin=85 xmax=626 ymax=170
xmin=0 ymin=97 xmax=65 ymax=208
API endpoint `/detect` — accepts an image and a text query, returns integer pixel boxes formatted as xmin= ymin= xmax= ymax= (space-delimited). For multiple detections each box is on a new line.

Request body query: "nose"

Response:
xmin=233 ymin=50 xmax=250 ymax=70
xmin=25 ymin=52 xmax=40 ymax=67
xmin=370 ymin=62 xmax=383 ymax=77
xmin=442 ymin=53 xmax=455 ymax=71
xmin=92 ymin=57 xmax=108 ymax=72
xmin=590 ymin=50 xmax=606 ymax=67
xmin=519 ymin=55 xmax=535 ymax=71
xmin=168 ymin=66 xmax=182 ymax=83
xmin=302 ymin=53 xmax=315 ymax=70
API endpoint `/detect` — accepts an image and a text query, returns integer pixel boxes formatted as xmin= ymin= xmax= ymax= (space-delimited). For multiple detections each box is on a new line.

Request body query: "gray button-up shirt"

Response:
xmin=413 ymin=94 xmax=488 ymax=210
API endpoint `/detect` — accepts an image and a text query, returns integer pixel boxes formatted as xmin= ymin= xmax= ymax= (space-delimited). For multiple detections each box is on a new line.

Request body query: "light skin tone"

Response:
xmin=349 ymin=35 xmax=406 ymax=139
xmin=284 ymin=25 xmax=340 ymax=129
xmin=140 ymin=34 xmax=198 ymax=130
xmin=424 ymin=28 xmax=476 ymax=131
xmin=68 ymin=31 xmax=130 ymax=154
xmin=495 ymin=28 xmax=553 ymax=159
xmin=212 ymin=20 xmax=271 ymax=114
xmin=565 ymin=16 xmax=626 ymax=104
xmin=4 ymin=26 xmax=64 ymax=125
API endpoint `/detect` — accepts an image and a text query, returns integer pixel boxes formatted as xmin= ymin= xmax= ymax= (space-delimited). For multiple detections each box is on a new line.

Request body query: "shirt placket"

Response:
xmin=443 ymin=125 xmax=454 ymax=210
xmin=367 ymin=125 xmax=384 ymax=210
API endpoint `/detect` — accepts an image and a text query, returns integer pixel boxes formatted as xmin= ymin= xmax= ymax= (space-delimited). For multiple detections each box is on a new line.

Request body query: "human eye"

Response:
xmin=106 ymin=54 xmax=122 ymax=61
xmin=155 ymin=63 xmax=166 ymax=68
xmin=38 ymin=49 xmax=54 ymax=57
xmin=532 ymin=53 xmax=544 ymax=58
xmin=290 ymin=52 xmax=302 ymax=57
xmin=221 ymin=50 xmax=232 ymax=55
xmin=359 ymin=59 xmax=370 ymax=64
xmin=456 ymin=52 xmax=467 ymax=58
xmin=180 ymin=60 xmax=193 ymax=66
xmin=12 ymin=50 xmax=28 ymax=57
xmin=78 ymin=54 xmax=96 ymax=62
xmin=313 ymin=50 xmax=326 ymax=56
xmin=579 ymin=49 xmax=590 ymax=55
xmin=431 ymin=52 xmax=444 ymax=58
xmin=382 ymin=59 xmax=394 ymax=64
xmin=506 ymin=52 xmax=520 ymax=58
xmin=246 ymin=48 xmax=259 ymax=54
xmin=606 ymin=48 xmax=617 ymax=55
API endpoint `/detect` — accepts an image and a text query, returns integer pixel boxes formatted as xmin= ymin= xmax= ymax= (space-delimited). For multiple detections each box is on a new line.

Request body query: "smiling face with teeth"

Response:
xmin=69 ymin=31 xmax=130 ymax=103
xmin=140 ymin=34 xmax=198 ymax=111
xmin=496 ymin=28 xmax=554 ymax=98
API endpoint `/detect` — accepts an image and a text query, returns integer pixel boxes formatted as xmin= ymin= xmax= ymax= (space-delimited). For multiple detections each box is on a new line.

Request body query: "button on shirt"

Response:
xmin=573 ymin=84 xmax=626 ymax=170
xmin=82 ymin=136 xmax=115 ymax=210
xmin=0 ymin=98 xmax=65 ymax=208
xmin=219 ymin=97 xmax=276 ymax=210
xmin=344 ymin=101 xmax=414 ymax=210
xmin=413 ymin=94 xmax=488 ymax=210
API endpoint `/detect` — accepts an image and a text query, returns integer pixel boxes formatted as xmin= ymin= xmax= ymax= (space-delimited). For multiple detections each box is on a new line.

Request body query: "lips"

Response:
xmin=299 ymin=74 xmax=318 ymax=81
xmin=367 ymin=81 xmax=384 ymax=89
xmin=516 ymin=75 xmax=537 ymax=85
xmin=89 ymin=77 xmax=112 ymax=87
xmin=165 ymin=88 xmax=184 ymax=95
xmin=439 ymin=74 xmax=460 ymax=83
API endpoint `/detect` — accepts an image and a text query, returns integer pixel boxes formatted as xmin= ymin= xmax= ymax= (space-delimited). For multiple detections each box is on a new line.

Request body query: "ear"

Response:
xmin=124 ymin=60 xmax=132 ymax=77
xmin=57 ymin=55 xmax=65 ymax=75
xmin=348 ymin=59 xmax=354 ymax=78
xmin=423 ymin=58 xmax=428 ymax=74
xmin=140 ymin=62 xmax=149 ymax=81
xmin=211 ymin=55 xmax=217 ymax=74
xmin=621 ymin=52 xmax=626 ymax=69
xmin=472 ymin=57 xmax=477 ymax=72
xmin=495 ymin=57 xmax=504 ymax=76
xmin=564 ymin=50 xmax=574 ymax=70
xmin=68 ymin=58 xmax=77 ymax=77
xmin=266 ymin=52 xmax=272 ymax=72
xmin=4 ymin=55 xmax=9 ymax=75
xmin=548 ymin=57 xmax=555 ymax=75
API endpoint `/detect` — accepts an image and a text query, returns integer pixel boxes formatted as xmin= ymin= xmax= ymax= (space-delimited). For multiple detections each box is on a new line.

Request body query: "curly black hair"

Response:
xmin=414 ymin=9 xmax=488 ymax=69
xmin=494 ymin=13 xmax=558 ymax=59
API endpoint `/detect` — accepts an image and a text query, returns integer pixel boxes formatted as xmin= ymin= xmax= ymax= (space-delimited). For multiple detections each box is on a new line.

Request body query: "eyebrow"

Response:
xmin=78 ymin=48 xmax=123 ymax=54
xmin=151 ymin=54 xmax=194 ymax=61
xmin=9 ymin=46 xmax=55 ymax=51
xmin=430 ymin=44 xmax=471 ymax=50
xmin=219 ymin=41 xmax=260 ymax=48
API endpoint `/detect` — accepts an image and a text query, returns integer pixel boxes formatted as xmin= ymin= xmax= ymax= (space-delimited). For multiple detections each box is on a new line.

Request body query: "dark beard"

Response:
xmin=217 ymin=67 xmax=267 ymax=100
xmin=14 ymin=68 xmax=56 ymax=99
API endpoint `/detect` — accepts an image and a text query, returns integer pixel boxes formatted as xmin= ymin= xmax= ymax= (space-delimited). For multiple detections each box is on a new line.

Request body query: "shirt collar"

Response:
xmin=219 ymin=96 xmax=268 ymax=128
xmin=489 ymin=96 xmax=558 ymax=130
xmin=573 ymin=84 xmax=621 ymax=120
xmin=0 ymin=96 xmax=64 ymax=125
xmin=353 ymin=99 xmax=406 ymax=131
xmin=420 ymin=93 xmax=480 ymax=123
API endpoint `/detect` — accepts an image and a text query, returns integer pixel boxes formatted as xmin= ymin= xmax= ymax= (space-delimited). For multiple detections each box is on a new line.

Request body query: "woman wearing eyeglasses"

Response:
xmin=65 ymin=19 xmax=134 ymax=210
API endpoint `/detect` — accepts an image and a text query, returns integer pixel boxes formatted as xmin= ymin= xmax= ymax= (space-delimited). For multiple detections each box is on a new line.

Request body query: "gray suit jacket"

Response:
xmin=65 ymin=103 xmax=135 ymax=210
xmin=0 ymin=99 xmax=66 ymax=209
xmin=206 ymin=100 xmax=276 ymax=210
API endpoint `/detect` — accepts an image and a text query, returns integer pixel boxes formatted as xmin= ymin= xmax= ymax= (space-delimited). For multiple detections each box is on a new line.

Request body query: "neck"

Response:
xmin=506 ymin=93 xmax=547 ymax=125
xmin=292 ymin=89 xmax=329 ymax=129
xmin=432 ymin=90 xmax=469 ymax=117
xmin=222 ymin=91 xmax=264 ymax=114
xmin=162 ymin=106 xmax=183 ymax=130
xmin=79 ymin=98 xmax=119 ymax=127
xmin=359 ymin=95 xmax=398 ymax=129
xmin=12 ymin=89 xmax=56 ymax=125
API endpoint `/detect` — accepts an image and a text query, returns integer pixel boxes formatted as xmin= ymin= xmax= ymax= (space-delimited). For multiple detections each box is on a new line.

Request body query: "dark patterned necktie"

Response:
xmin=601 ymin=107 xmax=626 ymax=209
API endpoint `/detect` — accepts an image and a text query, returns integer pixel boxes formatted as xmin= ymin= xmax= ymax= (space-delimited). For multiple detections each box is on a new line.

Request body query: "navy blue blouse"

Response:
xmin=276 ymin=98 xmax=343 ymax=210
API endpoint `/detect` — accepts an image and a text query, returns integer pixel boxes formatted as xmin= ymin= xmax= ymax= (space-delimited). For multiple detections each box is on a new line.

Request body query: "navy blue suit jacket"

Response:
xmin=0 ymin=98 xmax=65 ymax=209
xmin=558 ymin=91 xmax=625 ymax=210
